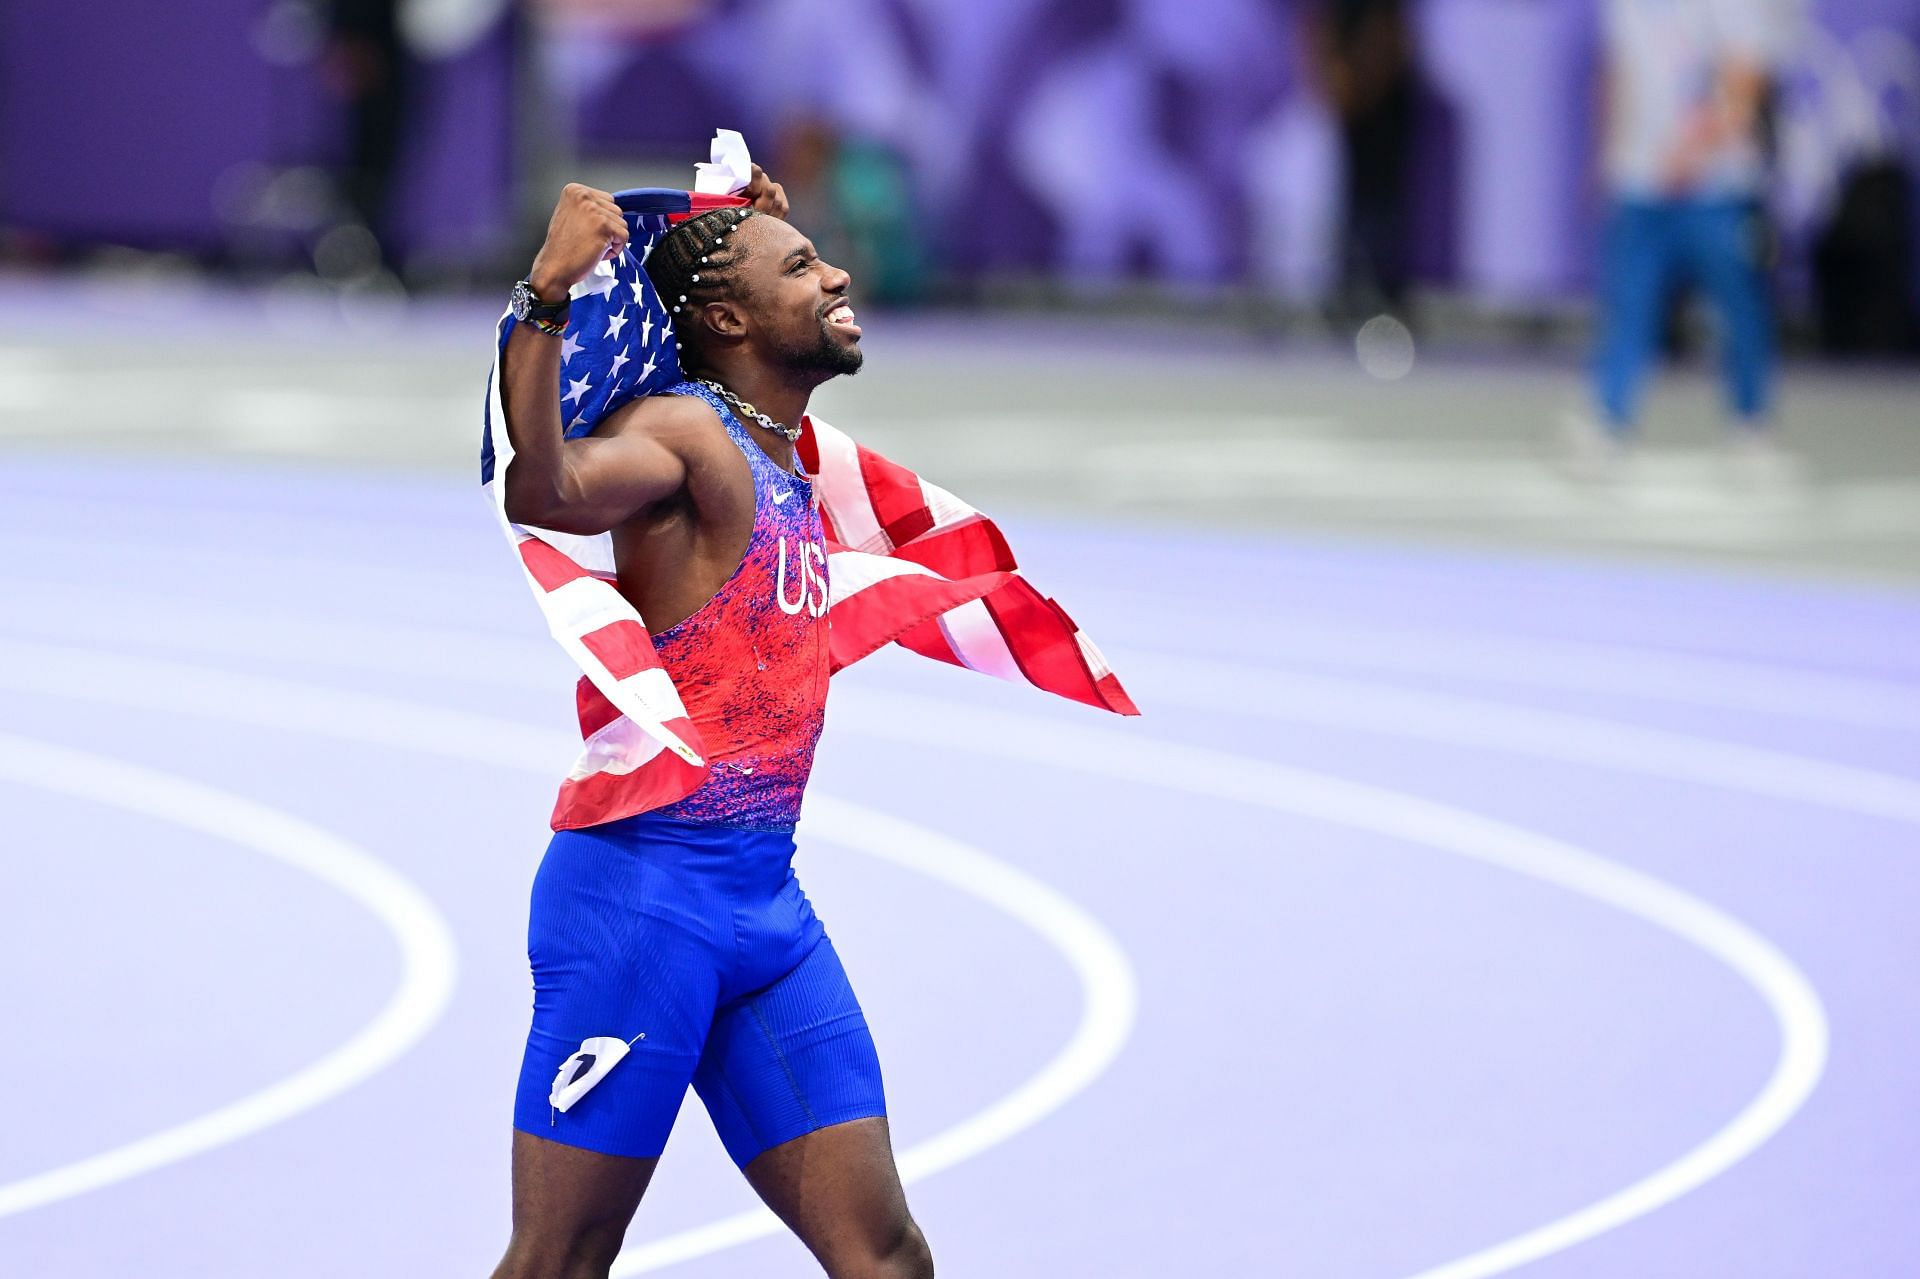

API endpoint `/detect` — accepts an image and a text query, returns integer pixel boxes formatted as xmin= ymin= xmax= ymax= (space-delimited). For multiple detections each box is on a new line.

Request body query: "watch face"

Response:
xmin=510 ymin=280 xmax=533 ymax=322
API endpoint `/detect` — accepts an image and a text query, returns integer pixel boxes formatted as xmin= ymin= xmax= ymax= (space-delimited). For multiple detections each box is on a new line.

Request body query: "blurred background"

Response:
xmin=5 ymin=1 xmax=1920 ymax=1277
xmin=5 ymin=0 xmax=1920 ymax=573
xmin=9 ymin=0 xmax=1920 ymax=332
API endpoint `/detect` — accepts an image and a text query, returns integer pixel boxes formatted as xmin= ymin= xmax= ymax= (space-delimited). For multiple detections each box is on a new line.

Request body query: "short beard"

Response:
xmin=777 ymin=323 xmax=864 ymax=379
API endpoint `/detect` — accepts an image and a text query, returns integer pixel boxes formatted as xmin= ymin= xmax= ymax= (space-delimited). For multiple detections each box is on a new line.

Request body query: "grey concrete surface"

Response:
xmin=3 ymin=295 xmax=1915 ymax=589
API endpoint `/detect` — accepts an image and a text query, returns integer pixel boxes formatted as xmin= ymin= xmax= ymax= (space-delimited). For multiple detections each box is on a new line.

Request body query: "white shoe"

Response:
xmin=1557 ymin=410 xmax=1632 ymax=483
xmin=1723 ymin=431 xmax=1806 ymax=492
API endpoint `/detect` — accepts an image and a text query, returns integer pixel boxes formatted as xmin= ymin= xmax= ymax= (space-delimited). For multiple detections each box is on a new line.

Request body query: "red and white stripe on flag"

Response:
xmin=486 ymin=318 xmax=711 ymax=829
xmin=801 ymin=415 xmax=1138 ymax=716
xmin=513 ymin=533 xmax=710 ymax=827
xmin=486 ymin=330 xmax=1139 ymax=830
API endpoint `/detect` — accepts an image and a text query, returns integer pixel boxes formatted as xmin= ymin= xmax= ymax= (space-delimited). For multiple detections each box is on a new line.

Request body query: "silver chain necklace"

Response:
xmin=697 ymin=378 xmax=801 ymax=444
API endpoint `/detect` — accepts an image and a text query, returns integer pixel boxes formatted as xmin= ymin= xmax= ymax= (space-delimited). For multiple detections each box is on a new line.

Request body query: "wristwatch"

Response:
xmin=511 ymin=278 xmax=570 ymax=337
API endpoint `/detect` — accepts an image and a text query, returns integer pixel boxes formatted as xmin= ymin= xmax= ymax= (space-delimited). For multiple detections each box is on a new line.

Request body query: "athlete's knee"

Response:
xmin=490 ymin=1223 xmax=627 ymax=1279
xmin=827 ymin=1216 xmax=933 ymax=1279
xmin=890 ymin=1219 xmax=935 ymax=1279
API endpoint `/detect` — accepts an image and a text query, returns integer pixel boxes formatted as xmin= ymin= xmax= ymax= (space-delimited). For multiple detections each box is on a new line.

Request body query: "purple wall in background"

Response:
xmin=4 ymin=0 xmax=1920 ymax=302
xmin=387 ymin=18 xmax=518 ymax=268
xmin=0 ymin=0 xmax=516 ymax=264
xmin=1 ymin=0 xmax=280 ymax=247
xmin=554 ymin=0 xmax=1920 ymax=304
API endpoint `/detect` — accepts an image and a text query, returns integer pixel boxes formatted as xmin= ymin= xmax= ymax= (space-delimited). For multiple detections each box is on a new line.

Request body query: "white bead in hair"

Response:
xmin=691 ymin=274 xmax=700 ymax=282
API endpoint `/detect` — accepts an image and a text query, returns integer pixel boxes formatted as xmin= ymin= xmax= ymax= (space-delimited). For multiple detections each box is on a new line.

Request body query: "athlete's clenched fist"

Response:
xmin=743 ymin=163 xmax=789 ymax=219
xmin=528 ymin=183 xmax=629 ymax=301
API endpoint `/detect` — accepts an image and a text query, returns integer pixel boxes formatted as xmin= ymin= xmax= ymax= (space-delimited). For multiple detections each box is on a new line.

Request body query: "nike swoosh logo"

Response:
xmin=771 ymin=488 xmax=793 ymax=505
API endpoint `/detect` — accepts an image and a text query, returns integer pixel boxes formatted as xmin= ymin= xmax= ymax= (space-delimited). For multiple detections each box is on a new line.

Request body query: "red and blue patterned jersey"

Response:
xmin=489 ymin=188 xmax=1133 ymax=834
xmin=648 ymin=381 xmax=831 ymax=830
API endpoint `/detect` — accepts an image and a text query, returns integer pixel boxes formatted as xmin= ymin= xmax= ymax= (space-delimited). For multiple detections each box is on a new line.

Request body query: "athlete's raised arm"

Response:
xmin=498 ymin=183 xmax=687 ymax=535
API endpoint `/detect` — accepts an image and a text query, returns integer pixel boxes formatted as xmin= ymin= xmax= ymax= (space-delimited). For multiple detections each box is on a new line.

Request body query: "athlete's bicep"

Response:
xmin=541 ymin=430 xmax=688 ymax=535
xmin=505 ymin=394 xmax=709 ymax=535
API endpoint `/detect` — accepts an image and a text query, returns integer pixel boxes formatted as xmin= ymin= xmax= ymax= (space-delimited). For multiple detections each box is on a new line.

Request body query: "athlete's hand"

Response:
xmin=743 ymin=164 xmax=789 ymax=219
xmin=528 ymin=183 xmax=629 ymax=301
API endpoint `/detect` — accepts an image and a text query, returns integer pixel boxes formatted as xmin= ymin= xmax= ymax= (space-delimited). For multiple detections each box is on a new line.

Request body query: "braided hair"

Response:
xmin=643 ymin=205 xmax=760 ymax=367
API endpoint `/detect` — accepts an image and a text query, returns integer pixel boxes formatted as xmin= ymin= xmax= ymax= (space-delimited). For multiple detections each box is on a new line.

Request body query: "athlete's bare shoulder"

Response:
xmin=589 ymin=389 xmax=752 ymax=535
xmin=591 ymin=389 xmax=727 ymax=460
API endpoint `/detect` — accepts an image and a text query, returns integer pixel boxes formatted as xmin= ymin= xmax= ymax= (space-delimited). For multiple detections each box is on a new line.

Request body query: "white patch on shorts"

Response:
xmin=550 ymin=1034 xmax=644 ymax=1114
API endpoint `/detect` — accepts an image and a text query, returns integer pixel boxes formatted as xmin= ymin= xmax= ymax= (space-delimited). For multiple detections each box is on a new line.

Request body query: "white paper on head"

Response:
xmin=563 ymin=129 xmax=751 ymax=302
xmin=694 ymin=128 xmax=754 ymax=196
xmin=549 ymin=1035 xmax=633 ymax=1112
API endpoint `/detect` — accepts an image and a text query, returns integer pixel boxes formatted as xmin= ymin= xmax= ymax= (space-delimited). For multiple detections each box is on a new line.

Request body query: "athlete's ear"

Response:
xmin=700 ymin=299 xmax=747 ymax=343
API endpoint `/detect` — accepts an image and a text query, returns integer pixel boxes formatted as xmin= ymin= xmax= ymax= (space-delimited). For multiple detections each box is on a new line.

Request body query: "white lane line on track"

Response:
xmin=609 ymin=798 xmax=1137 ymax=1275
xmin=6 ymin=576 xmax=1920 ymax=734
xmin=6 ymin=614 xmax=1916 ymax=826
xmin=0 ymin=646 xmax=1137 ymax=1272
xmin=1111 ymin=624 xmax=1920 ymax=733
xmin=0 ymin=733 xmax=459 ymax=1220
xmin=0 ymin=639 xmax=1833 ymax=1276
xmin=1101 ymin=648 xmax=1920 ymax=825
xmin=828 ymin=693 xmax=1832 ymax=1279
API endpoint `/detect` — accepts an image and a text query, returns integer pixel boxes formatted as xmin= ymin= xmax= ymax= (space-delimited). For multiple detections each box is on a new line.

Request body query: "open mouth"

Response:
xmin=824 ymin=300 xmax=861 ymax=336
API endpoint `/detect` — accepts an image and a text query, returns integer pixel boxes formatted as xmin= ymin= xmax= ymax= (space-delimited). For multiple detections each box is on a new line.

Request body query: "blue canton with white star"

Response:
xmin=483 ymin=189 xmax=709 ymax=485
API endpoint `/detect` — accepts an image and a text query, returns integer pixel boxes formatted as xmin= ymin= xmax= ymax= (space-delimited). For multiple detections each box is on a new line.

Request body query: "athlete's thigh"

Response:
xmin=690 ymin=935 xmax=887 ymax=1169
xmin=499 ymin=827 xmax=721 ymax=1272
xmin=692 ymin=935 xmax=906 ymax=1267
xmin=740 ymin=1116 xmax=917 ymax=1270
xmin=513 ymin=823 xmax=723 ymax=1159
xmin=499 ymin=1130 xmax=659 ymax=1267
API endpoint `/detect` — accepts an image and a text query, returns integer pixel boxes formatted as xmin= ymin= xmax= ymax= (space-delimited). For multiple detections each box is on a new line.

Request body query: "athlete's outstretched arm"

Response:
xmin=499 ymin=183 xmax=687 ymax=535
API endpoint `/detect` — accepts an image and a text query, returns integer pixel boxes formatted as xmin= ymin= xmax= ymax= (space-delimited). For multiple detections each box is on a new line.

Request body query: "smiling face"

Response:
xmin=713 ymin=215 xmax=863 ymax=381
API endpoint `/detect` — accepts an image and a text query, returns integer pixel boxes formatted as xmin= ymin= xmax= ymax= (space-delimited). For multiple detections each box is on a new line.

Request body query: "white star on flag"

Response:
xmin=610 ymin=350 xmax=630 ymax=377
xmin=638 ymin=357 xmax=656 ymax=382
xmin=560 ymin=332 xmax=583 ymax=363
xmin=628 ymin=277 xmax=649 ymax=305
xmin=605 ymin=309 xmax=630 ymax=340
xmin=564 ymin=375 xmax=593 ymax=405
xmin=638 ymin=315 xmax=655 ymax=348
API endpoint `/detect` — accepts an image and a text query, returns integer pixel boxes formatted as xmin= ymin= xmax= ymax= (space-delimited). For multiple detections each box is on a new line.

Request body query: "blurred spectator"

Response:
xmin=1308 ymin=0 xmax=1419 ymax=322
xmin=1581 ymin=0 xmax=1796 ymax=465
xmin=776 ymin=118 xmax=926 ymax=305
xmin=1812 ymin=158 xmax=1918 ymax=355
xmin=320 ymin=0 xmax=409 ymax=268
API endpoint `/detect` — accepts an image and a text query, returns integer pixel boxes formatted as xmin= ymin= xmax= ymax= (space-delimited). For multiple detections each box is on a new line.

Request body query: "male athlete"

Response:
xmin=489 ymin=170 xmax=931 ymax=1278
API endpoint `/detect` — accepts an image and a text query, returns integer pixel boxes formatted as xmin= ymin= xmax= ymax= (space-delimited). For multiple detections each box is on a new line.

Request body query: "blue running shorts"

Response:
xmin=511 ymin=811 xmax=887 ymax=1166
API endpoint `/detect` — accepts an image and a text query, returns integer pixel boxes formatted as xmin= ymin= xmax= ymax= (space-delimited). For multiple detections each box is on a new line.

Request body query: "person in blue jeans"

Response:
xmin=1598 ymin=198 xmax=1771 ymax=428
xmin=1581 ymin=0 xmax=1794 ymax=471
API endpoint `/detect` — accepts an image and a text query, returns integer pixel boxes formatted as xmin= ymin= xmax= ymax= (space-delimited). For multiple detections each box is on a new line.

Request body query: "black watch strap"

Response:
xmin=518 ymin=279 xmax=569 ymax=318
xmin=512 ymin=278 xmax=571 ymax=335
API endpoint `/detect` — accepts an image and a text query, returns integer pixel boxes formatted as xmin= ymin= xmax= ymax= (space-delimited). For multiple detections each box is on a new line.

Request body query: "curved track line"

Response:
xmin=0 ymin=649 xmax=1137 ymax=1272
xmin=1108 ymin=649 xmax=1920 ymax=824
xmin=8 ymin=578 xmax=1920 ymax=733
xmin=0 ymin=733 xmax=459 ymax=1219
xmin=0 ymin=642 xmax=1837 ymax=1273
xmin=830 ymin=693 xmax=1830 ymax=1279
xmin=1101 ymin=622 xmax=1920 ymax=732
xmin=3 ymin=632 xmax=1914 ymax=837
xmin=610 ymin=797 xmax=1138 ymax=1274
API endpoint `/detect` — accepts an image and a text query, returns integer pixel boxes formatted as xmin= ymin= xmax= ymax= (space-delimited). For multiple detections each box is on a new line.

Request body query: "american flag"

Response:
xmin=483 ymin=188 xmax=1136 ymax=831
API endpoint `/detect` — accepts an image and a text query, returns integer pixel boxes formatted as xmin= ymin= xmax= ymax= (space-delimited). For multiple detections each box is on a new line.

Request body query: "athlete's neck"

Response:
xmin=699 ymin=359 xmax=820 ymax=445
